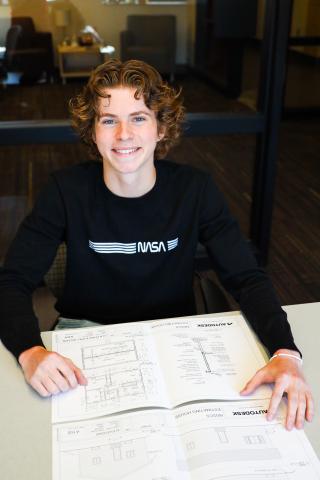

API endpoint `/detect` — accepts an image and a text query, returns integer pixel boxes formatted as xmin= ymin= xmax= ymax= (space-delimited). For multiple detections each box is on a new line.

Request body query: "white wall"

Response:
xmin=186 ymin=0 xmax=196 ymax=65
xmin=49 ymin=0 xmax=189 ymax=64
xmin=5 ymin=0 xmax=191 ymax=63
xmin=0 ymin=5 xmax=11 ymax=45
xmin=10 ymin=0 xmax=51 ymax=30
xmin=75 ymin=1 xmax=188 ymax=64
xmin=6 ymin=0 xmax=197 ymax=65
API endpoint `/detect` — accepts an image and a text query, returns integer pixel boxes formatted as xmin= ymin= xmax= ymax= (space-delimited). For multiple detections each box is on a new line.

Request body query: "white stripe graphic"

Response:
xmin=167 ymin=239 xmax=178 ymax=245
xmin=167 ymin=237 xmax=179 ymax=251
xmin=89 ymin=240 xmax=137 ymax=254
xmin=89 ymin=241 xmax=136 ymax=248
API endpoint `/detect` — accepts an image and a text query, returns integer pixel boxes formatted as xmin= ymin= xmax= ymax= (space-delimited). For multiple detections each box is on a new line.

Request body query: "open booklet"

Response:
xmin=51 ymin=313 xmax=271 ymax=423
xmin=53 ymin=399 xmax=320 ymax=480
xmin=51 ymin=314 xmax=320 ymax=480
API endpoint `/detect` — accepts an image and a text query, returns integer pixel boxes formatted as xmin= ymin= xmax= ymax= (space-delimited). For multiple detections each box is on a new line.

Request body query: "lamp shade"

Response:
xmin=54 ymin=10 xmax=70 ymax=28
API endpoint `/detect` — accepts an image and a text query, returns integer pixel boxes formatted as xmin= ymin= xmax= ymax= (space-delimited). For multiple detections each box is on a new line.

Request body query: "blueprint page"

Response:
xmin=52 ymin=314 xmax=270 ymax=422
xmin=52 ymin=400 xmax=320 ymax=480
xmin=175 ymin=400 xmax=320 ymax=480
xmin=52 ymin=323 xmax=169 ymax=423
xmin=53 ymin=409 xmax=186 ymax=480
xmin=152 ymin=315 xmax=271 ymax=405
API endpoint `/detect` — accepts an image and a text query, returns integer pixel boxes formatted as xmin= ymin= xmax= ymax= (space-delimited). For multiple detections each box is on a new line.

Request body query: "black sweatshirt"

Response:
xmin=0 ymin=160 xmax=298 ymax=359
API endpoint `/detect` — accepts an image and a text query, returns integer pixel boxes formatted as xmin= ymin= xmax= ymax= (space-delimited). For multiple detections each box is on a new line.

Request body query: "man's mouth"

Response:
xmin=112 ymin=147 xmax=140 ymax=156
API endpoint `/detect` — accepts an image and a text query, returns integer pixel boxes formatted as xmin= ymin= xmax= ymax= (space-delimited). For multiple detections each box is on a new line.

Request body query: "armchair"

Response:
xmin=10 ymin=16 xmax=54 ymax=83
xmin=120 ymin=15 xmax=176 ymax=81
xmin=0 ymin=25 xmax=22 ymax=84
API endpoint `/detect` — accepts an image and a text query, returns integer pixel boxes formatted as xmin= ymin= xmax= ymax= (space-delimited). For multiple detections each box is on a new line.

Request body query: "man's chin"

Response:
xmin=113 ymin=160 xmax=142 ymax=175
xmin=103 ymin=153 xmax=154 ymax=176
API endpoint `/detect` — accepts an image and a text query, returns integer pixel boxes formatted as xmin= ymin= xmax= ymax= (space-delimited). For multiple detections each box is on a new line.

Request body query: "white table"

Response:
xmin=0 ymin=303 xmax=319 ymax=479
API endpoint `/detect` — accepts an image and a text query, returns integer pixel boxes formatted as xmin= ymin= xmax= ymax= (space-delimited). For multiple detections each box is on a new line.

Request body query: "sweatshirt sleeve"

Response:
xmin=0 ymin=176 xmax=66 ymax=359
xmin=198 ymin=174 xmax=299 ymax=355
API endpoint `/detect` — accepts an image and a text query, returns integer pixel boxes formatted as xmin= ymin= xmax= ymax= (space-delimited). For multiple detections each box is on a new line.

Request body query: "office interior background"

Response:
xmin=0 ymin=0 xmax=319 ymax=329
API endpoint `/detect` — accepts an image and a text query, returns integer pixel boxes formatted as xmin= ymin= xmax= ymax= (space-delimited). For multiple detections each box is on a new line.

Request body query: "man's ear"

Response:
xmin=157 ymin=127 xmax=165 ymax=142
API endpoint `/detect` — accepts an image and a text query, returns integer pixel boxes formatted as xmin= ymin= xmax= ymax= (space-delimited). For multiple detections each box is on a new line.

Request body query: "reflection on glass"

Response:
xmin=194 ymin=0 xmax=259 ymax=102
xmin=0 ymin=0 xmax=267 ymax=121
xmin=0 ymin=133 xmax=256 ymax=262
xmin=285 ymin=0 xmax=320 ymax=109
xmin=2 ymin=1 xmax=317 ymax=118
xmin=0 ymin=142 xmax=88 ymax=260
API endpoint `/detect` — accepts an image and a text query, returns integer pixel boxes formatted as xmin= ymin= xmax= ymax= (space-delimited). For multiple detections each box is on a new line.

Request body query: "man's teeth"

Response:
xmin=114 ymin=148 xmax=139 ymax=154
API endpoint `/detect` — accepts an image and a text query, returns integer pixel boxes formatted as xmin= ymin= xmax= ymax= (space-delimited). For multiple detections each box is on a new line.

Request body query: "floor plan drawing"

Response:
xmin=52 ymin=326 xmax=170 ymax=422
xmin=80 ymin=338 xmax=156 ymax=408
xmin=84 ymin=367 xmax=148 ymax=406
xmin=81 ymin=339 xmax=139 ymax=370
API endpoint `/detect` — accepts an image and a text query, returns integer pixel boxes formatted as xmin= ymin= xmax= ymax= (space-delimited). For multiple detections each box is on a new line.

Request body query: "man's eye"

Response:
xmin=102 ymin=118 xmax=115 ymax=125
xmin=133 ymin=116 xmax=146 ymax=122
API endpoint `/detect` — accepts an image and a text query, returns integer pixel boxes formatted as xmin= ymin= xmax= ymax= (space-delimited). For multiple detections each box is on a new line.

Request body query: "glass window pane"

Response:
xmin=171 ymin=134 xmax=255 ymax=236
xmin=0 ymin=0 xmax=265 ymax=120
xmin=1 ymin=128 xmax=319 ymax=308
xmin=0 ymin=135 xmax=256 ymax=260
xmin=0 ymin=142 xmax=87 ymax=259
xmin=285 ymin=0 xmax=320 ymax=110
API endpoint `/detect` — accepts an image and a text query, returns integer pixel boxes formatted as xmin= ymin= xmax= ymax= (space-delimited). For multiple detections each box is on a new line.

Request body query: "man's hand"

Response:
xmin=240 ymin=349 xmax=314 ymax=430
xmin=18 ymin=346 xmax=87 ymax=397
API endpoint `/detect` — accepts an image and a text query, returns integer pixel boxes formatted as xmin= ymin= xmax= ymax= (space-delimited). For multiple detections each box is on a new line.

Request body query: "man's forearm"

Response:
xmin=0 ymin=287 xmax=44 ymax=359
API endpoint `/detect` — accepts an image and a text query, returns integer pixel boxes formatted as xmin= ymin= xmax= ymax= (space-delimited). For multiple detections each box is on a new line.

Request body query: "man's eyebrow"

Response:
xmin=98 ymin=110 xmax=152 ymax=119
xmin=130 ymin=111 xmax=152 ymax=117
xmin=97 ymin=112 xmax=117 ymax=119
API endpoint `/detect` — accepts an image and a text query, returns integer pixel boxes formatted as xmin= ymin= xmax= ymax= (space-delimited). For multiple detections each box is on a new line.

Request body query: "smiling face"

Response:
xmin=94 ymin=87 xmax=164 ymax=193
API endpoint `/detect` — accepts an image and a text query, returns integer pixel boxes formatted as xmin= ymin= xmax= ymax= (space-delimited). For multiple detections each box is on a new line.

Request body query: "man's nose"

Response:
xmin=116 ymin=121 xmax=133 ymax=140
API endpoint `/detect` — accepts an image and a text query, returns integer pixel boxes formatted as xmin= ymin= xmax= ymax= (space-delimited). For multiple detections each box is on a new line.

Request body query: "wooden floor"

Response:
xmin=0 ymin=73 xmax=319 ymax=312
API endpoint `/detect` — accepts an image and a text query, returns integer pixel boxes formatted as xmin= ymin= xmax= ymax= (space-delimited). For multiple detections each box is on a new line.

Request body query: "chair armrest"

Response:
xmin=194 ymin=272 xmax=231 ymax=314
xmin=30 ymin=32 xmax=53 ymax=50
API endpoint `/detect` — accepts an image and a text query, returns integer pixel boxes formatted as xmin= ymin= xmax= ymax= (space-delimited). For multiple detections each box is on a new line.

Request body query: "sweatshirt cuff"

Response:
xmin=1 ymin=328 xmax=45 ymax=361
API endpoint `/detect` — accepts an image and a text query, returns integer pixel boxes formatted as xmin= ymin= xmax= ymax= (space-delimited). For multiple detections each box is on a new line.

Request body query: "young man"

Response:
xmin=0 ymin=59 xmax=313 ymax=429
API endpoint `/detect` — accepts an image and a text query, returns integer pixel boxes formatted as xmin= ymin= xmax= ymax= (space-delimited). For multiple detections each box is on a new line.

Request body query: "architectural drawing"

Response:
xmin=51 ymin=317 xmax=320 ymax=479
xmin=81 ymin=339 xmax=138 ymax=369
xmin=52 ymin=316 xmax=272 ymax=423
xmin=80 ymin=338 xmax=156 ymax=409
xmin=53 ymin=401 xmax=320 ymax=480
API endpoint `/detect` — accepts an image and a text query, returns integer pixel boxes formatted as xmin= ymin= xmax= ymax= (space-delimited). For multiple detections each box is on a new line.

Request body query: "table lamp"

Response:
xmin=54 ymin=9 xmax=70 ymax=45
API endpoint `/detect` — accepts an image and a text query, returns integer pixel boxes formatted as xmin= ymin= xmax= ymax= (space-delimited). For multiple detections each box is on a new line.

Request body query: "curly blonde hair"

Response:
xmin=69 ymin=59 xmax=185 ymax=160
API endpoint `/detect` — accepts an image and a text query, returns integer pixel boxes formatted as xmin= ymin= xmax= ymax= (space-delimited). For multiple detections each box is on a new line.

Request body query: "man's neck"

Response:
xmin=103 ymin=165 xmax=156 ymax=198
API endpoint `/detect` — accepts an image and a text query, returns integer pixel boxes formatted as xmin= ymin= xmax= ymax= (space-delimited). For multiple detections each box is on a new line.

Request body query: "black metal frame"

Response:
xmin=289 ymin=36 xmax=320 ymax=46
xmin=250 ymin=0 xmax=293 ymax=264
xmin=0 ymin=0 xmax=293 ymax=266
xmin=0 ymin=113 xmax=265 ymax=145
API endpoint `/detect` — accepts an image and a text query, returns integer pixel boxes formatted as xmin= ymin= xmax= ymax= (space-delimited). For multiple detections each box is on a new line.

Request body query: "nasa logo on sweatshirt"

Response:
xmin=88 ymin=238 xmax=179 ymax=254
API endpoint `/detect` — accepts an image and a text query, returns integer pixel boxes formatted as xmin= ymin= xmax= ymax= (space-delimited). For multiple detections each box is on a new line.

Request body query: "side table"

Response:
xmin=57 ymin=44 xmax=115 ymax=83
